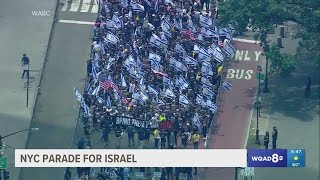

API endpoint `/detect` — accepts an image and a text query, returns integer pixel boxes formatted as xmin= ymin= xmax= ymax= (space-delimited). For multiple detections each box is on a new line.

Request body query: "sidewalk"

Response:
xmin=0 ymin=0 xmax=57 ymax=179
xmin=244 ymin=25 xmax=320 ymax=180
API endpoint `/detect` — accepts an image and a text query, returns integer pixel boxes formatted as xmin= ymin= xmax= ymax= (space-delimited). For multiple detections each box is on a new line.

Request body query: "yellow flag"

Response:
xmin=218 ymin=66 xmax=223 ymax=74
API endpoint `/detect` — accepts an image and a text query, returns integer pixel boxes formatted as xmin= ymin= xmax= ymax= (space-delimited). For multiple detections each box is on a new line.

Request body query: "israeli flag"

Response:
xmin=161 ymin=33 xmax=169 ymax=45
xmin=163 ymin=76 xmax=174 ymax=87
xmin=201 ymin=76 xmax=212 ymax=87
xmin=106 ymin=57 xmax=115 ymax=70
xmin=106 ymin=19 xmax=118 ymax=30
xmin=165 ymin=89 xmax=175 ymax=99
xmin=174 ymin=18 xmax=182 ymax=30
xmin=148 ymin=85 xmax=159 ymax=95
xmin=184 ymin=55 xmax=198 ymax=66
xmin=154 ymin=0 xmax=159 ymax=12
xmin=162 ymin=18 xmax=171 ymax=30
xmin=121 ymin=0 xmax=128 ymax=7
xmin=86 ymin=81 xmax=94 ymax=94
xmin=204 ymin=28 xmax=218 ymax=38
xmin=201 ymin=62 xmax=214 ymax=76
xmin=206 ymin=100 xmax=218 ymax=112
xmin=177 ymin=76 xmax=189 ymax=90
xmin=170 ymin=58 xmax=187 ymax=72
xmin=151 ymin=60 xmax=161 ymax=71
xmin=202 ymin=86 xmax=215 ymax=97
xmin=121 ymin=74 xmax=127 ymax=88
xmin=112 ymin=14 xmax=124 ymax=29
xmin=223 ymin=41 xmax=236 ymax=57
xmin=179 ymin=94 xmax=190 ymax=106
xmin=208 ymin=47 xmax=224 ymax=63
xmin=193 ymin=44 xmax=200 ymax=52
xmin=106 ymin=95 xmax=112 ymax=107
xmin=128 ymin=67 xmax=139 ymax=79
xmin=124 ymin=55 xmax=136 ymax=70
xmin=74 ymin=88 xmax=83 ymax=102
xmin=193 ymin=112 xmax=201 ymax=129
xmin=221 ymin=81 xmax=233 ymax=90
xmin=198 ymin=34 xmax=204 ymax=42
xmin=97 ymin=96 xmax=104 ymax=104
xmin=106 ymin=32 xmax=120 ymax=44
xmin=140 ymin=90 xmax=149 ymax=101
xmin=84 ymin=103 xmax=91 ymax=116
xmin=199 ymin=47 xmax=211 ymax=60
xmin=131 ymin=2 xmax=145 ymax=12
xmin=149 ymin=52 xmax=161 ymax=62
xmin=157 ymin=99 xmax=165 ymax=106
xmin=188 ymin=20 xmax=196 ymax=33
xmin=92 ymin=66 xmax=99 ymax=80
xmin=161 ymin=21 xmax=172 ymax=38
xmin=99 ymin=41 xmax=106 ymax=55
xmin=175 ymin=44 xmax=186 ymax=55
xmin=136 ymin=57 xmax=143 ymax=70
xmin=196 ymin=94 xmax=203 ymax=105
xmin=199 ymin=15 xmax=212 ymax=27
xmin=92 ymin=84 xmax=100 ymax=96
xmin=150 ymin=34 xmax=166 ymax=49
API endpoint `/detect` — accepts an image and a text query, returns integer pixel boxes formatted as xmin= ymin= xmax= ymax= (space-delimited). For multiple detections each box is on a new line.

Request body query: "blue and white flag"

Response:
xmin=106 ymin=32 xmax=120 ymax=44
xmin=162 ymin=18 xmax=171 ymax=30
xmin=140 ymin=90 xmax=149 ymax=101
xmin=198 ymin=34 xmax=204 ymax=42
xmin=154 ymin=0 xmax=159 ymax=12
xmin=196 ymin=94 xmax=203 ymax=105
xmin=161 ymin=20 xmax=172 ymax=38
xmin=151 ymin=60 xmax=161 ymax=71
xmin=157 ymin=99 xmax=165 ymax=106
xmin=74 ymin=88 xmax=83 ymax=102
xmin=184 ymin=55 xmax=198 ymax=66
xmin=221 ymin=81 xmax=233 ymax=90
xmin=131 ymin=2 xmax=145 ymax=12
xmin=148 ymin=52 xmax=161 ymax=62
xmin=106 ymin=57 xmax=115 ymax=70
xmin=208 ymin=47 xmax=224 ymax=63
xmin=121 ymin=74 xmax=127 ymax=88
xmin=177 ymin=76 xmax=189 ymax=90
xmin=204 ymin=28 xmax=218 ymax=38
xmin=193 ymin=44 xmax=200 ymax=52
xmin=124 ymin=55 xmax=136 ymax=70
xmin=201 ymin=62 xmax=213 ymax=76
xmin=223 ymin=41 xmax=236 ymax=57
xmin=97 ymin=96 xmax=104 ymax=104
xmin=206 ymin=100 xmax=217 ymax=112
xmin=163 ymin=76 xmax=174 ymax=88
xmin=148 ymin=85 xmax=159 ymax=95
xmin=202 ymin=86 xmax=215 ymax=97
xmin=165 ymin=88 xmax=175 ymax=99
xmin=92 ymin=66 xmax=99 ymax=80
xmin=128 ymin=67 xmax=139 ymax=79
xmin=121 ymin=0 xmax=128 ymax=7
xmin=92 ymin=84 xmax=100 ymax=96
xmin=112 ymin=14 xmax=124 ymax=29
xmin=174 ymin=18 xmax=182 ymax=30
xmin=175 ymin=44 xmax=186 ymax=55
xmin=105 ymin=19 xmax=118 ymax=30
xmin=193 ymin=112 xmax=201 ymax=129
xmin=170 ymin=58 xmax=187 ymax=72
xmin=201 ymin=76 xmax=212 ymax=87
xmin=83 ymin=103 xmax=91 ymax=116
xmin=86 ymin=81 xmax=94 ymax=94
xmin=106 ymin=95 xmax=112 ymax=107
xmin=199 ymin=46 xmax=211 ymax=61
xmin=150 ymin=34 xmax=166 ymax=49
xmin=179 ymin=94 xmax=190 ymax=106
xmin=200 ymin=15 xmax=212 ymax=27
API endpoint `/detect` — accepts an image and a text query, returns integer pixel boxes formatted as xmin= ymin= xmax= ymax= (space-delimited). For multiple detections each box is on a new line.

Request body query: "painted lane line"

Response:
xmin=58 ymin=19 xmax=94 ymax=25
xmin=61 ymin=2 xmax=69 ymax=11
xmin=233 ymin=38 xmax=261 ymax=44
xmin=91 ymin=3 xmax=99 ymax=14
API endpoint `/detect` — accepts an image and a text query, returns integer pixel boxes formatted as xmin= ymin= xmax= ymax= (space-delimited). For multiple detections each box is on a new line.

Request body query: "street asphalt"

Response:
xmin=0 ymin=0 xmax=56 ymax=179
xmin=18 ymin=5 xmax=96 ymax=180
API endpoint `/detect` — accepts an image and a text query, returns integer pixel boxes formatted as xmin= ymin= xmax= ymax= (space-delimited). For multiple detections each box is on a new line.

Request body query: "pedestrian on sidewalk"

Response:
xmin=191 ymin=132 xmax=200 ymax=149
xmin=115 ymin=126 xmax=123 ymax=149
xmin=143 ymin=127 xmax=151 ymax=148
xmin=21 ymin=54 xmax=30 ymax=79
xmin=126 ymin=125 xmax=135 ymax=147
xmin=272 ymin=127 xmax=278 ymax=149
xmin=101 ymin=127 xmax=109 ymax=147
xmin=137 ymin=128 xmax=145 ymax=149
xmin=263 ymin=132 xmax=270 ymax=149
xmin=305 ymin=77 xmax=311 ymax=98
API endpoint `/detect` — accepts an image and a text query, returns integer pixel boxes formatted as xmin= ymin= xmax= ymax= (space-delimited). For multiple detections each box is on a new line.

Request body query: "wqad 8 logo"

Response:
xmin=247 ymin=149 xmax=288 ymax=167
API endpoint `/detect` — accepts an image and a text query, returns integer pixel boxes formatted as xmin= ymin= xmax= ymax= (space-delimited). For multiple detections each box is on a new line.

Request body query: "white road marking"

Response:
xmin=70 ymin=1 xmax=81 ymax=12
xmin=91 ymin=3 xmax=99 ymax=13
xmin=80 ymin=0 xmax=91 ymax=12
xmin=58 ymin=19 xmax=94 ymax=25
xmin=233 ymin=38 xmax=261 ymax=44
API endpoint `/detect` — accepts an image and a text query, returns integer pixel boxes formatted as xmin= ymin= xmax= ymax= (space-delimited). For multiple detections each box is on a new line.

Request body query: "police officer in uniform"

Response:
xmin=272 ymin=127 xmax=278 ymax=149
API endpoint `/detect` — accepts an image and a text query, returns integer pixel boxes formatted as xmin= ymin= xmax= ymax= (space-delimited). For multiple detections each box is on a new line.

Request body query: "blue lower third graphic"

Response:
xmin=247 ymin=149 xmax=287 ymax=167
xmin=287 ymin=149 xmax=305 ymax=167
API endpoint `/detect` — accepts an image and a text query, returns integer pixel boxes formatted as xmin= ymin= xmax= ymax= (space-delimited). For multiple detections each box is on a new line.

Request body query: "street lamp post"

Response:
xmin=255 ymin=66 xmax=262 ymax=145
xmin=0 ymin=128 xmax=39 ymax=180
xmin=263 ymin=50 xmax=270 ymax=93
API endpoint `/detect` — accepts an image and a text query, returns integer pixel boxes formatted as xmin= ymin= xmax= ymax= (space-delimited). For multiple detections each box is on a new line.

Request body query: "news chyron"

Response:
xmin=247 ymin=149 xmax=305 ymax=167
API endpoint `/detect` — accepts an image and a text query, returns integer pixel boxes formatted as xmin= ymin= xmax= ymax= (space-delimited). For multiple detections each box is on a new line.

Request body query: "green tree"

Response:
xmin=267 ymin=44 xmax=296 ymax=76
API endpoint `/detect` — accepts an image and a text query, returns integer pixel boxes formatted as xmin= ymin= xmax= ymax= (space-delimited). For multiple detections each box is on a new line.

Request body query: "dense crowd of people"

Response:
xmin=70 ymin=0 xmax=235 ymax=178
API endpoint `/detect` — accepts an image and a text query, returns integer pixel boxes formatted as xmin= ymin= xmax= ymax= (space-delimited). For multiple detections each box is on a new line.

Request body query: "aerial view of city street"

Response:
xmin=0 ymin=0 xmax=319 ymax=179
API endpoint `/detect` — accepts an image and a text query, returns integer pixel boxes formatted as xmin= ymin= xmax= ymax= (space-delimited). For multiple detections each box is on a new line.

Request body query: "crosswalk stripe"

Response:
xmin=58 ymin=19 xmax=94 ymax=25
xmin=80 ymin=0 xmax=92 ymax=12
xmin=91 ymin=3 xmax=99 ymax=14
xmin=60 ymin=1 xmax=68 ymax=11
xmin=70 ymin=1 xmax=81 ymax=12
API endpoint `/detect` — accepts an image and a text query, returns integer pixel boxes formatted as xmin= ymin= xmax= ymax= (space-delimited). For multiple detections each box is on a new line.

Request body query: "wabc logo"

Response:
xmin=247 ymin=149 xmax=287 ymax=167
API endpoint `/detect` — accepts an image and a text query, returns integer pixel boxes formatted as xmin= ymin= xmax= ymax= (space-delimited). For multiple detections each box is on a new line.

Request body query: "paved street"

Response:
xmin=19 ymin=4 xmax=96 ymax=180
xmin=201 ymin=41 xmax=265 ymax=180
xmin=244 ymin=26 xmax=320 ymax=180
xmin=0 ymin=0 xmax=56 ymax=179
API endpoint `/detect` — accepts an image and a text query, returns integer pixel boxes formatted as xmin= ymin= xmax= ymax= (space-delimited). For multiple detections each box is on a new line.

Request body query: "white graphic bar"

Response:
xmin=80 ymin=0 xmax=92 ymax=12
xmin=70 ymin=1 xmax=81 ymax=12
xmin=15 ymin=149 xmax=247 ymax=167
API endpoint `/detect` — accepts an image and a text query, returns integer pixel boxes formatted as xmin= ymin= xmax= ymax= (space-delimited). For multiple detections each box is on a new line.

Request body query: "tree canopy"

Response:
xmin=217 ymin=0 xmax=320 ymax=72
